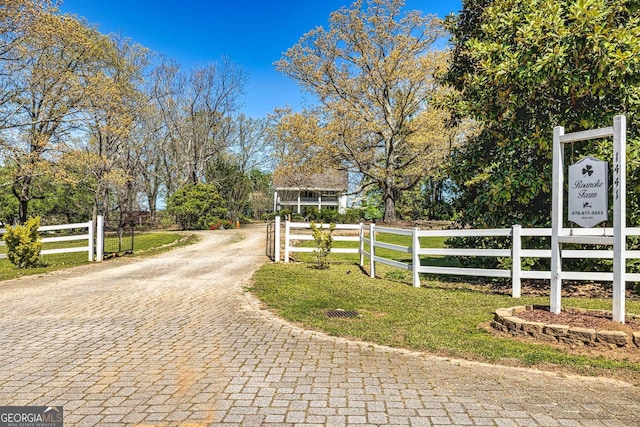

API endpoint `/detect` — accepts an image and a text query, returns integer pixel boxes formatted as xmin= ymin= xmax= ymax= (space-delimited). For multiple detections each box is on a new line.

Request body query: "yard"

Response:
xmin=251 ymin=226 xmax=640 ymax=385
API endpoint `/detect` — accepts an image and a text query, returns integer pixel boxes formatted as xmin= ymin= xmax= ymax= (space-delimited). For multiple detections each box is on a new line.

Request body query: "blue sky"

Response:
xmin=59 ymin=0 xmax=463 ymax=118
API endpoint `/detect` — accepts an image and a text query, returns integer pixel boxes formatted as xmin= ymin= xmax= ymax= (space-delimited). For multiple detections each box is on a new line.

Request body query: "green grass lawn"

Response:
xmin=0 ymin=231 xmax=198 ymax=281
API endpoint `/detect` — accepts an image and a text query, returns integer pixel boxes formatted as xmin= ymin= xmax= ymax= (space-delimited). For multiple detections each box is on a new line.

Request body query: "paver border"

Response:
xmin=492 ymin=305 xmax=640 ymax=348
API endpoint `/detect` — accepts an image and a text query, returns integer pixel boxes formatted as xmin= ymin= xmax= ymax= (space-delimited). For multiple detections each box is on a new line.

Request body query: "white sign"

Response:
xmin=568 ymin=156 xmax=608 ymax=227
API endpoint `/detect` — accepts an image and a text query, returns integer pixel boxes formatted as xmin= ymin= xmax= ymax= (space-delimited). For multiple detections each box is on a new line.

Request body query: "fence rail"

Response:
xmin=277 ymin=218 xmax=640 ymax=298
xmin=283 ymin=221 xmax=361 ymax=263
xmin=0 ymin=221 xmax=95 ymax=261
xmin=0 ymin=218 xmax=112 ymax=262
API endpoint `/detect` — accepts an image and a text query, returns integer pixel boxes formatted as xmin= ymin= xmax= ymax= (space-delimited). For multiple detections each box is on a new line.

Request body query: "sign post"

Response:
xmin=550 ymin=115 xmax=626 ymax=322
xmin=613 ymin=116 xmax=627 ymax=323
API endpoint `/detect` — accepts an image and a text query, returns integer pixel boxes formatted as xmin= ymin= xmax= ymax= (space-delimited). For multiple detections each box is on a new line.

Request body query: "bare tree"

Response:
xmin=228 ymin=113 xmax=270 ymax=173
xmin=153 ymin=58 xmax=247 ymax=190
xmin=131 ymin=97 xmax=167 ymax=225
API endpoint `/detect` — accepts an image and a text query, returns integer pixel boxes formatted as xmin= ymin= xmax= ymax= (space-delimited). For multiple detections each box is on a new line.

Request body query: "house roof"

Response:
xmin=273 ymin=168 xmax=348 ymax=192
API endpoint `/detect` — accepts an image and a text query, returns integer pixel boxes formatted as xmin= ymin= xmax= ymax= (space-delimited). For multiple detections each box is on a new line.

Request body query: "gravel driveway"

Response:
xmin=0 ymin=225 xmax=639 ymax=426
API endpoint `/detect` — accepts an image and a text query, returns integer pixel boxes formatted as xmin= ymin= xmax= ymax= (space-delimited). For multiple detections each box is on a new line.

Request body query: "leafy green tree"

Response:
xmin=166 ymin=183 xmax=227 ymax=230
xmin=0 ymin=164 xmax=18 ymax=224
xmin=40 ymin=183 xmax=94 ymax=224
xmin=275 ymin=0 xmax=453 ymax=222
xmin=0 ymin=8 xmax=118 ymax=223
xmin=0 ymin=162 xmax=94 ymax=225
xmin=206 ymin=154 xmax=252 ymax=223
xmin=443 ymin=0 xmax=640 ymax=229
xmin=395 ymin=174 xmax=456 ymax=221
xmin=247 ymin=169 xmax=273 ymax=219
xmin=359 ymin=188 xmax=384 ymax=221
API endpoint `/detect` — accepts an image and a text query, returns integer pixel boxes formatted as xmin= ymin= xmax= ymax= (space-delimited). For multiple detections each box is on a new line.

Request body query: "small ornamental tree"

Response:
xmin=2 ymin=217 xmax=42 ymax=268
xmin=310 ymin=221 xmax=335 ymax=269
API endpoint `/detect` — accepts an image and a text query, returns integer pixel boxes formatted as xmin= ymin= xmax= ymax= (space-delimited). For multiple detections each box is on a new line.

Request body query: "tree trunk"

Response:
xmin=18 ymin=199 xmax=28 ymax=224
xmin=383 ymin=186 xmax=397 ymax=223
xmin=147 ymin=193 xmax=157 ymax=225
xmin=98 ymin=188 xmax=109 ymax=226
xmin=12 ymin=178 xmax=31 ymax=224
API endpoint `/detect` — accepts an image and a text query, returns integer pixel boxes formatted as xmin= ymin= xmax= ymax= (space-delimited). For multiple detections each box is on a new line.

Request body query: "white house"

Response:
xmin=273 ymin=169 xmax=348 ymax=215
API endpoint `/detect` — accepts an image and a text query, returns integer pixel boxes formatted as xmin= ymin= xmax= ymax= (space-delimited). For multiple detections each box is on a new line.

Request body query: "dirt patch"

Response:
xmin=523 ymin=281 xmax=639 ymax=300
xmin=480 ymin=280 xmax=640 ymax=300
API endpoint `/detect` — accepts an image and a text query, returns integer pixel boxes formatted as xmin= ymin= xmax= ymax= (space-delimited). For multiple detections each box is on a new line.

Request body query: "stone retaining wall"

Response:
xmin=492 ymin=305 xmax=640 ymax=348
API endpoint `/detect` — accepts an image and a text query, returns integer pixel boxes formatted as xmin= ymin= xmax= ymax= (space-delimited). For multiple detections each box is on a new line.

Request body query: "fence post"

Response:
xmin=87 ymin=221 xmax=94 ymax=262
xmin=274 ymin=216 xmax=281 ymax=262
xmin=369 ymin=223 xmax=376 ymax=278
xmin=359 ymin=222 xmax=364 ymax=267
xmin=87 ymin=221 xmax=95 ymax=262
xmin=96 ymin=215 xmax=104 ymax=262
xmin=284 ymin=219 xmax=290 ymax=263
xmin=511 ymin=224 xmax=522 ymax=298
xmin=412 ymin=227 xmax=420 ymax=288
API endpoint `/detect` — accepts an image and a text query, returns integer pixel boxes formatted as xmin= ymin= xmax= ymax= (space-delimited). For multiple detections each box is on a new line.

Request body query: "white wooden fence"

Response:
xmin=280 ymin=219 xmax=640 ymax=297
xmin=283 ymin=221 xmax=361 ymax=262
xmin=0 ymin=219 xmax=104 ymax=262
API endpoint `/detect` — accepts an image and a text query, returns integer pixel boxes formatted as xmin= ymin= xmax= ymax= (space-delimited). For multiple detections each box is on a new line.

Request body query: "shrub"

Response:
xmin=209 ymin=218 xmax=234 ymax=230
xmin=319 ymin=208 xmax=339 ymax=223
xmin=305 ymin=207 xmax=320 ymax=220
xmin=341 ymin=208 xmax=364 ymax=224
xmin=362 ymin=205 xmax=382 ymax=221
xmin=310 ymin=221 xmax=335 ymax=269
xmin=2 ymin=217 xmax=42 ymax=268
xmin=166 ymin=183 xmax=228 ymax=230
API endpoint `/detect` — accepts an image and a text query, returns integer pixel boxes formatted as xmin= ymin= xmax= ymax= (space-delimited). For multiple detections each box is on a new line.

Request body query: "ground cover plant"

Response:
xmin=0 ymin=231 xmax=197 ymax=281
xmin=254 ymin=232 xmax=640 ymax=384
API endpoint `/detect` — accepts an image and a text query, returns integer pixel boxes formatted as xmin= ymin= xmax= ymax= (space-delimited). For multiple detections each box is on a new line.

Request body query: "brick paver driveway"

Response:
xmin=1 ymin=225 xmax=639 ymax=426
